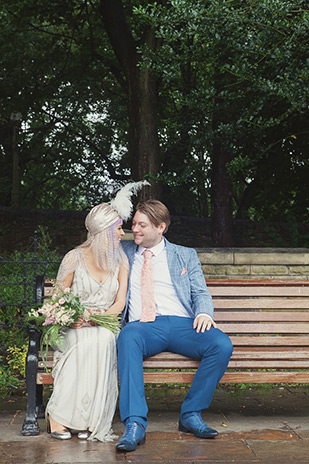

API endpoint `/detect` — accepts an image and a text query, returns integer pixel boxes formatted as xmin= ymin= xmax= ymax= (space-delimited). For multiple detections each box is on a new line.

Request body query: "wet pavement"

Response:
xmin=1 ymin=385 xmax=309 ymax=463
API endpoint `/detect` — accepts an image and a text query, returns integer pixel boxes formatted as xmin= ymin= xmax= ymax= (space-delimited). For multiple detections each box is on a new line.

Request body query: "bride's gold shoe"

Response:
xmin=46 ymin=416 xmax=72 ymax=440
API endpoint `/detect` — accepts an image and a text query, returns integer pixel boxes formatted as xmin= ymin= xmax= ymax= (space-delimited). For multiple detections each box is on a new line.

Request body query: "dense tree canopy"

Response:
xmin=0 ymin=0 xmax=308 ymax=245
xmin=0 ymin=0 xmax=130 ymax=209
xmin=135 ymin=0 xmax=309 ymax=243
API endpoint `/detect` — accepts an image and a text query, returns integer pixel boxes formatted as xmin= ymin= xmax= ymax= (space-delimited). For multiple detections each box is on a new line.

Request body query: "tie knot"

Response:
xmin=143 ymin=249 xmax=153 ymax=260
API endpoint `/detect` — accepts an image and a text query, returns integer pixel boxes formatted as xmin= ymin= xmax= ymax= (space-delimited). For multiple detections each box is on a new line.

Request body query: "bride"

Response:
xmin=45 ymin=181 xmax=148 ymax=442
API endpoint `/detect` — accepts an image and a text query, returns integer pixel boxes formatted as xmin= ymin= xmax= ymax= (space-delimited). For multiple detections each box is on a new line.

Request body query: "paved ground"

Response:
xmin=1 ymin=385 xmax=309 ymax=463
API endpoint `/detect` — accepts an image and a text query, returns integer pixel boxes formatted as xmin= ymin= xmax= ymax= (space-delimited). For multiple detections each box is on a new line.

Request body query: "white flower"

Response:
xmin=82 ymin=309 xmax=91 ymax=322
xmin=28 ymin=309 xmax=39 ymax=318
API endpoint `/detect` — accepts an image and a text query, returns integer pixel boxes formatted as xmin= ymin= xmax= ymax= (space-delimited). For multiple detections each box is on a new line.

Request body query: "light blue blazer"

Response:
xmin=121 ymin=238 xmax=214 ymax=326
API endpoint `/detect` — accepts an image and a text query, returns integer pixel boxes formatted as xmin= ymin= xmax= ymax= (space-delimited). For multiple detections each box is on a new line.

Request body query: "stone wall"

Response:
xmin=123 ymin=231 xmax=308 ymax=280
xmin=197 ymin=248 xmax=309 ymax=280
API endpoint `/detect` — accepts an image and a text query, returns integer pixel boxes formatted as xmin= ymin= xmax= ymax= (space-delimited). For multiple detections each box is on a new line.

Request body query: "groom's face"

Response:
xmin=132 ymin=211 xmax=165 ymax=249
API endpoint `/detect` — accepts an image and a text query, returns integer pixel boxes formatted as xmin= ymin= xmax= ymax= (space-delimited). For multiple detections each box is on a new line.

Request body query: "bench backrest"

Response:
xmin=42 ymin=277 xmax=309 ymax=338
xmin=39 ymin=277 xmax=309 ymax=383
xmin=209 ymin=279 xmax=309 ymax=345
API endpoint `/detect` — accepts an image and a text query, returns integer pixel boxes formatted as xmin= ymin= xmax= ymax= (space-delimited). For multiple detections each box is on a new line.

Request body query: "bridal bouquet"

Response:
xmin=27 ymin=283 xmax=120 ymax=366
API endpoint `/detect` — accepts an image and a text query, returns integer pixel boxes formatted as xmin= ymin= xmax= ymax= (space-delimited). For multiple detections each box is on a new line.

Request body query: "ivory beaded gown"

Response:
xmin=46 ymin=248 xmax=120 ymax=442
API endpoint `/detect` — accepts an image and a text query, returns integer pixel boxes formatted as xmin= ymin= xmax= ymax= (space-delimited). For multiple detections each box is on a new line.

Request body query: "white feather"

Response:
xmin=110 ymin=180 xmax=150 ymax=221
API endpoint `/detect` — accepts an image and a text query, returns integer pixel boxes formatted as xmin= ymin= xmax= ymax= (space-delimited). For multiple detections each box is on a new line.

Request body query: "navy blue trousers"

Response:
xmin=117 ymin=316 xmax=233 ymax=428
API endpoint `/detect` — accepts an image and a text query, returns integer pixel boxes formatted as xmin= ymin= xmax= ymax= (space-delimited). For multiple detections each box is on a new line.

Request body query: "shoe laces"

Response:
xmin=125 ymin=421 xmax=142 ymax=436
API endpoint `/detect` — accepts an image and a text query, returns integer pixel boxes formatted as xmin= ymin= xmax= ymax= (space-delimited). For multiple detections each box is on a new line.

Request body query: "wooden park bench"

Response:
xmin=21 ymin=277 xmax=309 ymax=435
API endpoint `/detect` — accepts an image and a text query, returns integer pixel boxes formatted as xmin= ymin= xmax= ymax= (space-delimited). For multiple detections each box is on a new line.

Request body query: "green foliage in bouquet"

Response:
xmin=27 ymin=283 xmax=121 ymax=368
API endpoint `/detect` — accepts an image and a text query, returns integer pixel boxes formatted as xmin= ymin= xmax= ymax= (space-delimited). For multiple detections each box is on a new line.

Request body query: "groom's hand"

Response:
xmin=193 ymin=314 xmax=217 ymax=333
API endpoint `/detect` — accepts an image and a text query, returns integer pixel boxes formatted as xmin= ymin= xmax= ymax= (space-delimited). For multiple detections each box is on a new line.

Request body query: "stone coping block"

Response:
xmin=289 ymin=266 xmax=309 ymax=275
xmin=251 ymin=265 xmax=288 ymax=275
xmin=202 ymin=265 xmax=250 ymax=276
xmin=197 ymin=248 xmax=309 ymax=265
xmin=198 ymin=251 xmax=234 ymax=264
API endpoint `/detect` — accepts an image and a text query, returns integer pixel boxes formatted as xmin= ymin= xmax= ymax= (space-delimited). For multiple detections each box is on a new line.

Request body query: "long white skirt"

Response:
xmin=46 ymin=326 xmax=118 ymax=442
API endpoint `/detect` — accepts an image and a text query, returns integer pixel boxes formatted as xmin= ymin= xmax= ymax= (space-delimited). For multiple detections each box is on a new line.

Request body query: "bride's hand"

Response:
xmin=88 ymin=309 xmax=100 ymax=326
xmin=89 ymin=309 xmax=101 ymax=315
xmin=71 ymin=317 xmax=84 ymax=329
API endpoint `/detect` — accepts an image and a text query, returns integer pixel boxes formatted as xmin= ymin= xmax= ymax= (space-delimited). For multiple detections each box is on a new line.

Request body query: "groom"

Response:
xmin=116 ymin=200 xmax=233 ymax=452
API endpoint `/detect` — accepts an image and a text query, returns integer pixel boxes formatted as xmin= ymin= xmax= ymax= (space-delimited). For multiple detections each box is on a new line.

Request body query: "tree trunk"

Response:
xmin=211 ymin=69 xmax=234 ymax=246
xmin=211 ymin=142 xmax=234 ymax=246
xmin=99 ymin=0 xmax=161 ymax=199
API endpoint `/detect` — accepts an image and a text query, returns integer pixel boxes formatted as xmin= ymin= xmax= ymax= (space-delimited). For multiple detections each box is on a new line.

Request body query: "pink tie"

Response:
xmin=140 ymin=250 xmax=156 ymax=322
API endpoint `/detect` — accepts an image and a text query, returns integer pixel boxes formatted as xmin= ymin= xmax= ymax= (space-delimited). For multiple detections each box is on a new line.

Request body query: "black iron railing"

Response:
xmin=0 ymin=231 xmax=61 ymax=348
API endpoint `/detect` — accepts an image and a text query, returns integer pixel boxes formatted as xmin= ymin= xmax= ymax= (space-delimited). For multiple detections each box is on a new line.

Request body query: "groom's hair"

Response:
xmin=136 ymin=200 xmax=171 ymax=234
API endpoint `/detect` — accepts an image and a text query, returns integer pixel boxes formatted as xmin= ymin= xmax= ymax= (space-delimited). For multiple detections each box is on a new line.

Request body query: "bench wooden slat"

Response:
xmin=38 ymin=361 xmax=53 ymax=369
xmin=220 ymin=371 xmax=309 ymax=384
xmin=207 ymin=279 xmax=309 ymax=287
xmin=217 ymin=322 xmax=309 ymax=334
xmin=232 ymin=348 xmax=309 ymax=357
xmin=142 ymin=361 xmax=309 ymax=368
xmin=229 ymin=361 xmax=309 ymax=368
xmin=210 ymin=287 xmax=309 ymax=297
xmin=230 ymin=335 xmax=309 ymax=346
xmin=39 ymin=360 xmax=309 ymax=372
xmin=37 ymin=373 xmax=53 ymax=384
xmin=144 ymin=350 xmax=309 ymax=363
xmin=44 ymin=288 xmax=54 ymax=297
xmin=39 ymin=360 xmax=309 ymax=371
xmin=144 ymin=371 xmax=309 ymax=384
xmin=214 ymin=298 xmax=309 ymax=309
xmin=215 ymin=311 xmax=309 ymax=322
xmin=37 ymin=369 xmax=309 ymax=386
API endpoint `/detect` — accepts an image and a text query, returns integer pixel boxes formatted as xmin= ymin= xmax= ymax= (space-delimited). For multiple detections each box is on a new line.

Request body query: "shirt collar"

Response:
xmin=137 ymin=238 xmax=165 ymax=257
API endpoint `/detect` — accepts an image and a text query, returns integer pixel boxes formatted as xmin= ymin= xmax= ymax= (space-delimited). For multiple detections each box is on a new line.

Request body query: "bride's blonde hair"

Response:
xmin=79 ymin=217 xmax=128 ymax=273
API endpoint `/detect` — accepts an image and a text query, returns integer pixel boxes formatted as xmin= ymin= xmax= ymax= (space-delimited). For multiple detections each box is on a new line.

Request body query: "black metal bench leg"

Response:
xmin=36 ymin=384 xmax=45 ymax=419
xmin=21 ymin=328 xmax=40 ymax=435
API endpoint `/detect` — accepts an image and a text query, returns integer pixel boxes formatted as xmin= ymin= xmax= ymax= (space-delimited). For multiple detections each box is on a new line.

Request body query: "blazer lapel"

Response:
xmin=127 ymin=243 xmax=136 ymax=268
xmin=165 ymin=239 xmax=183 ymax=288
xmin=122 ymin=241 xmax=136 ymax=270
xmin=165 ymin=238 xmax=191 ymax=313
xmin=121 ymin=241 xmax=136 ymax=325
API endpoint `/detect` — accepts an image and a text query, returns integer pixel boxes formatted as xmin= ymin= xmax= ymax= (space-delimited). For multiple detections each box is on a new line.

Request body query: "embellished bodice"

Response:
xmin=70 ymin=249 xmax=119 ymax=313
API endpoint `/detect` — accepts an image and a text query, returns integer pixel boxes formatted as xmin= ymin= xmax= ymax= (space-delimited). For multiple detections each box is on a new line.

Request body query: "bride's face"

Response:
xmin=115 ymin=222 xmax=125 ymax=245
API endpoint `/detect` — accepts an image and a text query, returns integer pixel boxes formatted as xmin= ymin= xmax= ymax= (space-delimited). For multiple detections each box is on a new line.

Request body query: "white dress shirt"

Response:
xmin=128 ymin=239 xmax=190 ymax=322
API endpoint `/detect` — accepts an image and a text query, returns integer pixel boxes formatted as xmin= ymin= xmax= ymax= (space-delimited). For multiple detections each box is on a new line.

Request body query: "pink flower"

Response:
xmin=64 ymin=288 xmax=70 ymax=293
xmin=43 ymin=316 xmax=55 ymax=326
xmin=59 ymin=298 xmax=65 ymax=305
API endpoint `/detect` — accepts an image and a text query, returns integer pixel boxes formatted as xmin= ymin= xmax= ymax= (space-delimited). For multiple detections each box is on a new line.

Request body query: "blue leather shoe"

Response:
xmin=179 ymin=412 xmax=218 ymax=438
xmin=116 ymin=421 xmax=146 ymax=451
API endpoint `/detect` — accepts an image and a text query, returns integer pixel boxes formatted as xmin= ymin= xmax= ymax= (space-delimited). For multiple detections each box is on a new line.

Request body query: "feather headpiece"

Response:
xmin=85 ymin=180 xmax=150 ymax=236
xmin=110 ymin=180 xmax=150 ymax=221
